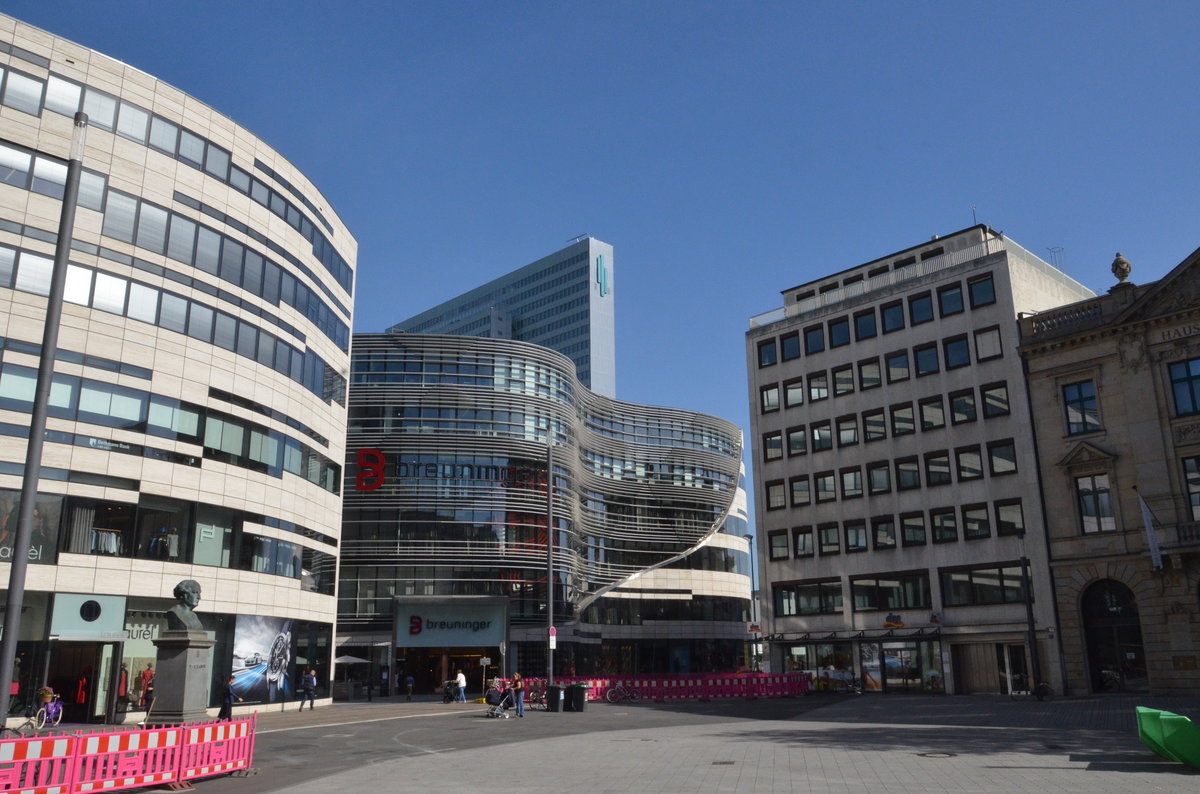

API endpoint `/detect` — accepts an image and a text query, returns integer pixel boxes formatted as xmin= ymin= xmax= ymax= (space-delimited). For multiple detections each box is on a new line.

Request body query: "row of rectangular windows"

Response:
xmin=773 ymin=558 xmax=1028 ymax=616
xmin=758 ymin=327 xmax=1003 ymax=414
xmin=765 ymin=442 xmax=1017 ymax=510
xmin=1064 ymin=359 xmax=1200 ymax=440
xmin=0 ymin=62 xmax=352 ymax=293
xmin=0 ymin=244 xmax=343 ymax=406
xmin=757 ymin=273 xmax=997 ymax=367
xmin=768 ymin=500 xmax=1025 ymax=562
xmin=1073 ymin=456 xmax=1200 ymax=535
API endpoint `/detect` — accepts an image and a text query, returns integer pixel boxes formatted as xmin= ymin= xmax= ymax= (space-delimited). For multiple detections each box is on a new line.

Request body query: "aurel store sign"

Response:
xmin=394 ymin=598 xmax=507 ymax=648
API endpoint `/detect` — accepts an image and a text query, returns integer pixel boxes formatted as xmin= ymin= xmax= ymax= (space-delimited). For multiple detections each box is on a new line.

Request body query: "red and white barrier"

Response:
xmin=0 ymin=714 xmax=256 ymax=794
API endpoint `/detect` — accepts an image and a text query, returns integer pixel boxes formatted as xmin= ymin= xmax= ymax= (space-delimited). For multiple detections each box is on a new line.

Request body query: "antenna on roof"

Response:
xmin=1046 ymin=247 xmax=1065 ymax=269
xmin=566 ymin=233 xmax=589 ymax=244
xmin=971 ymin=206 xmax=978 ymax=225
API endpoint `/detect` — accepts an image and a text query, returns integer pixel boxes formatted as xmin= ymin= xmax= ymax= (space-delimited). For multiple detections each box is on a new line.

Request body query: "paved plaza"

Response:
xmin=192 ymin=692 xmax=1200 ymax=794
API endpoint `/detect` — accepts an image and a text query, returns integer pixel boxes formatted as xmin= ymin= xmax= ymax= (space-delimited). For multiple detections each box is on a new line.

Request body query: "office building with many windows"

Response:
xmin=0 ymin=15 xmax=353 ymax=721
xmin=388 ymin=238 xmax=615 ymax=397
xmin=746 ymin=226 xmax=1094 ymax=694
xmin=338 ymin=333 xmax=750 ymax=690
xmin=1020 ymin=248 xmax=1200 ymax=695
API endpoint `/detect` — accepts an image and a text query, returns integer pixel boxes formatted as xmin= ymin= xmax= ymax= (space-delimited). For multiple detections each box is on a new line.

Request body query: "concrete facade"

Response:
xmin=746 ymin=226 xmax=1095 ymax=694
xmin=1019 ymin=247 xmax=1200 ymax=695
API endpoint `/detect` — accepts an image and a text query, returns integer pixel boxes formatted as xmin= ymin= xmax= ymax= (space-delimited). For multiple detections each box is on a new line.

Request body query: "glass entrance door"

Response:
xmin=882 ymin=642 xmax=920 ymax=692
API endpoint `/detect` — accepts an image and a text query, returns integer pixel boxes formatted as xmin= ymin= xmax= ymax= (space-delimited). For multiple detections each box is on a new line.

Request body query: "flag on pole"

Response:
xmin=1137 ymin=491 xmax=1163 ymax=570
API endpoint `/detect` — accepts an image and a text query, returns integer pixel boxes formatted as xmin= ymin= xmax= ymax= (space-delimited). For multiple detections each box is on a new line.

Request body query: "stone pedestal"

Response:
xmin=149 ymin=629 xmax=214 ymax=725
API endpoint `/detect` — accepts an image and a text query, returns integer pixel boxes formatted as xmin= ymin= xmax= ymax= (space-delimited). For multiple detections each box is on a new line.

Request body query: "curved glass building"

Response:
xmin=340 ymin=333 xmax=750 ymax=687
xmin=0 ymin=15 xmax=353 ymax=719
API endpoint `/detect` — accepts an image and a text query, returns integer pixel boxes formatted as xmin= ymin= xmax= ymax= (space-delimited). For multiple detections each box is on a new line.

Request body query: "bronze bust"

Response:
xmin=165 ymin=579 xmax=204 ymax=631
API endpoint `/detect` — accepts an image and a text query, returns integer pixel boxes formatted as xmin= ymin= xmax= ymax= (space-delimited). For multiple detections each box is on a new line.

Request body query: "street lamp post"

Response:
xmin=0 ymin=113 xmax=88 ymax=703
xmin=545 ymin=443 xmax=554 ymax=686
xmin=744 ymin=533 xmax=759 ymax=670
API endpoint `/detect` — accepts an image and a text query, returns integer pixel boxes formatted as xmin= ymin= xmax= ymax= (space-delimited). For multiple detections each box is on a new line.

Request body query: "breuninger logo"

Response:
xmin=408 ymin=615 xmax=493 ymax=635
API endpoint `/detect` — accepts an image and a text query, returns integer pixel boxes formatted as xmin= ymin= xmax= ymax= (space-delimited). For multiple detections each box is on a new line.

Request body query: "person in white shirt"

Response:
xmin=455 ymin=669 xmax=467 ymax=702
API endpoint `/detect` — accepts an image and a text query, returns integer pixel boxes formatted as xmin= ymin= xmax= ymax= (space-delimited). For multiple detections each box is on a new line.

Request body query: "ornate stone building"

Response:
xmin=1019 ymin=248 xmax=1200 ymax=695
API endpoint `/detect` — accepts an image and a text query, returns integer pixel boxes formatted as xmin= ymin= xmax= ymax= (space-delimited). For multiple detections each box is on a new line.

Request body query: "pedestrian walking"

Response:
xmin=455 ymin=669 xmax=467 ymax=702
xmin=511 ymin=672 xmax=525 ymax=717
xmin=298 ymin=667 xmax=317 ymax=711
xmin=217 ymin=675 xmax=242 ymax=721
xmin=405 ymin=673 xmax=415 ymax=701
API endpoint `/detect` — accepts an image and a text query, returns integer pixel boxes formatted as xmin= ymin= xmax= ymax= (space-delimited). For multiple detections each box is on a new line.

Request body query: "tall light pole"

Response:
xmin=744 ymin=533 xmax=759 ymax=670
xmin=545 ymin=442 xmax=554 ymax=685
xmin=0 ymin=112 xmax=88 ymax=702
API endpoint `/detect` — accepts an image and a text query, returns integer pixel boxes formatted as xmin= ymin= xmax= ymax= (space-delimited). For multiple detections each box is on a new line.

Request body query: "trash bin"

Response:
xmin=546 ymin=685 xmax=564 ymax=712
xmin=568 ymin=684 xmax=588 ymax=712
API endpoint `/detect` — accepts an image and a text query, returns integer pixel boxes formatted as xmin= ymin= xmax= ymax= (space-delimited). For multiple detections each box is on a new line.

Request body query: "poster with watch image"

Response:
xmin=230 ymin=615 xmax=293 ymax=702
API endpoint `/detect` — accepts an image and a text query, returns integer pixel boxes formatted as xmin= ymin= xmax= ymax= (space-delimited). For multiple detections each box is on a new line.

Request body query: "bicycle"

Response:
xmin=605 ymin=683 xmax=641 ymax=703
xmin=835 ymin=678 xmax=863 ymax=695
xmin=1009 ymin=675 xmax=1052 ymax=702
xmin=34 ymin=693 xmax=63 ymax=729
xmin=525 ymin=683 xmax=547 ymax=711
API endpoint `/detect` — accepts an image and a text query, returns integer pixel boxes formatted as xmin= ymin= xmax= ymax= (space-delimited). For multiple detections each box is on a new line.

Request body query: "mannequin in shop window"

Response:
xmin=165 ymin=579 xmax=204 ymax=631
xmin=146 ymin=526 xmax=180 ymax=560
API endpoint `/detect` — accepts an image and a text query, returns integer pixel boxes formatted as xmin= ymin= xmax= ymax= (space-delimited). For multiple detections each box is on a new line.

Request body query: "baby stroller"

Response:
xmin=485 ymin=685 xmax=514 ymax=718
xmin=442 ymin=680 xmax=460 ymax=704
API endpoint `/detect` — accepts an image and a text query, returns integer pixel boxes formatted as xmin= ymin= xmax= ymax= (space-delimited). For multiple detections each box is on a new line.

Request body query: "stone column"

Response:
xmin=149 ymin=629 xmax=215 ymax=724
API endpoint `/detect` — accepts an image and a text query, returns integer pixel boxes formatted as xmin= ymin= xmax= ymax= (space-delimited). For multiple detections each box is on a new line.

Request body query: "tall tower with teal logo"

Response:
xmin=389 ymin=237 xmax=616 ymax=397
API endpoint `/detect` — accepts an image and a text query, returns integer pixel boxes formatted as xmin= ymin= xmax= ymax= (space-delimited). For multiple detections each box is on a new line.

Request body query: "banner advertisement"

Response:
xmin=231 ymin=615 xmax=293 ymax=703
xmin=0 ymin=490 xmax=63 ymax=565
xmin=394 ymin=599 xmax=507 ymax=648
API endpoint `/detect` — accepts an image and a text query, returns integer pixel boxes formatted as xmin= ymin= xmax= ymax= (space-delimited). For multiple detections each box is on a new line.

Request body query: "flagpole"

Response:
xmin=1132 ymin=486 xmax=1164 ymax=570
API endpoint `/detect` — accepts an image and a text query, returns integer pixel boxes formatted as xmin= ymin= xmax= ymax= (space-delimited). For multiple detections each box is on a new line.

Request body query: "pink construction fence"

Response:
xmin=0 ymin=713 xmax=255 ymax=793
xmin=512 ymin=672 xmax=809 ymax=701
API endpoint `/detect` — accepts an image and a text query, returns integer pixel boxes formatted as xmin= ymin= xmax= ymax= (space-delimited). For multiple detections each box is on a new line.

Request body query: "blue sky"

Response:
xmin=8 ymin=1 xmax=1198 ymax=515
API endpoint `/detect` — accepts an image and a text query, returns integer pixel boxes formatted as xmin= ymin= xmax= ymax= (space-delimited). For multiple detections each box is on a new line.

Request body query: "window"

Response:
xmin=931 ymin=508 xmax=958 ymax=542
xmin=974 ymin=326 xmax=1003 ymax=360
xmin=941 ymin=564 xmax=1026 ymax=607
xmin=793 ymin=526 xmax=814 ymax=558
xmin=968 ymin=274 xmax=996 ymax=307
xmin=844 ymin=521 xmax=867 ymax=552
xmin=784 ymin=377 xmax=804 ymax=408
xmin=3 ymin=70 xmax=45 ymax=115
xmin=769 ymin=530 xmax=789 ymax=560
xmin=995 ymin=499 xmax=1025 ymax=536
xmin=829 ymin=317 xmax=850 ymax=347
xmin=1064 ymin=380 xmax=1101 ymax=434
xmin=896 ymin=457 xmax=920 ymax=490
xmin=1186 ymin=457 xmax=1200 ymax=520
xmin=763 ymin=431 xmax=783 ymax=461
xmin=833 ymin=365 xmax=854 ymax=396
xmin=944 ymin=336 xmax=970 ymax=369
xmin=855 ymin=310 xmax=877 ymax=340
xmin=811 ymin=422 xmax=833 ymax=452
xmin=881 ymin=301 xmax=905 ymax=333
xmin=789 ymin=475 xmax=811 ymax=506
xmin=962 ymin=504 xmax=990 ymax=539
xmin=818 ymin=523 xmax=840 ymax=555
xmin=765 ymin=480 xmax=786 ymax=510
xmin=919 ymin=396 xmax=945 ymax=430
xmin=867 ymin=461 xmax=890 ymax=494
xmin=901 ymin=512 xmax=926 ymax=546
xmin=863 ymin=409 xmax=886 ymax=441
xmin=988 ymin=439 xmax=1017 ymax=475
xmin=760 ymin=384 xmax=780 ymax=413
xmin=780 ymin=332 xmax=801 ymax=361
xmin=841 ymin=467 xmax=863 ymax=499
xmin=808 ymin=371 xmax=828 ymax=402
xmin=956 ymin=446 xmax=983 ymax=481
xmin=982 ymin=382 xmax=1010 ymax=418
xmin=1170 ymin=358 xmax=1200 ymax=416
xmin=757 ymin=339 xmax=777 ymax=368
xmin=925 ymin=451 xmax=952 ymax=485
xmin=909 ymin=292 xmax=934 ymax=325
xmin=815 ymin=472 xmax=836 ymax=503
xmin=837 ymin=415 xmax=858 ymax=447
xmin=890 ymin=403 xmax=915 ymax=436
xmin=938 ymin=283 xmax=964 ymax=316
xmin=886 ymin=350 xmax=910 ymax=382
xmin=786 ymin=426 xmax=807 ymax=456
xmin=774 ymin=580 xmax=842 ymax=616
xmin=804 ymin=325 xmax=825 ymax=354
xmin=950 ymin=389 xmax=977 ymax=424
xmin=873 ymin=516 xmax=897 ymax=550
xmin=1077 ymin=473 xmax=1115 ymax=533
xmin=914 ymin=343 xmax=939 ymax=376
xmin=852 ymin=573 xmax=930 ymax=611
xmin=858 ymin=358 xmax=881 ymax=390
